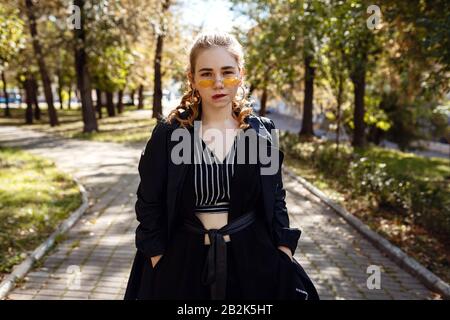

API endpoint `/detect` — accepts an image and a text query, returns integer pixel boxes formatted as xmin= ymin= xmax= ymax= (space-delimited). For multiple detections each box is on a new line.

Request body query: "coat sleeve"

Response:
xmin=135 ymin=120 xmax=169 ymax=260
xmin=268 ymin=119 xmax=301 ymax=256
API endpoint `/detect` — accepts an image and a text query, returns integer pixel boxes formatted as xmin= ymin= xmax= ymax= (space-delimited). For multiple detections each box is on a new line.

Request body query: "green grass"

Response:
xmin=0 ymin=147 xmax=82 ymax=279
xmin=354 ymin=145 xmax=450 ymax=183
xmin=0 ymin=104 xmax=157 ymax=144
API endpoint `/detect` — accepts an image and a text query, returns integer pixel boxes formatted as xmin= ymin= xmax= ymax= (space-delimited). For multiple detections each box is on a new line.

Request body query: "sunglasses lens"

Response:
xmin=223 ymin=77 xmax=240 ymax=87
xmin=198 ymin=79 xmax=215 ymax=88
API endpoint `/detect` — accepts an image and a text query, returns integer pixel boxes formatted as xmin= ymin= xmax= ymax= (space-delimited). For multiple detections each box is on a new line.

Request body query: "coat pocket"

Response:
xmin=291 ymin=258 xmax=320 ymax=300
xmin=277 ymin=251 xmax=320 ymax=300
xmin=151 ymin=253 xmax=166 ymax=272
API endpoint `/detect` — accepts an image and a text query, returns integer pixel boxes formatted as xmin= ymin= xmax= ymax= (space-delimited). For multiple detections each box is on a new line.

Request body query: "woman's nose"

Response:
xmin=213 ymin=76 xmax=224 ymax=89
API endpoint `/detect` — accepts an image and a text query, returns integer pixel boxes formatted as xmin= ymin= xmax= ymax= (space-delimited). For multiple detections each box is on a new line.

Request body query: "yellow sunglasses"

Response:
xmin=198 ymin=76 xmax=241 ymax=88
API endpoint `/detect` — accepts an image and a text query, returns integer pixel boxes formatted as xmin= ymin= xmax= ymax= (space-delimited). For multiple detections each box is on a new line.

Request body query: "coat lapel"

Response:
xmin=246 ymin=116 xmax=277 ymax=224
xmin=166 ymin=121 xmax=194 ymax=239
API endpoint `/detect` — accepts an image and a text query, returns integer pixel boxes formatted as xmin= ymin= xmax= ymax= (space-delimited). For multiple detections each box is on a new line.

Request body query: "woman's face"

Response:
xmin=190 ymin=47 xmax=243 ymax=110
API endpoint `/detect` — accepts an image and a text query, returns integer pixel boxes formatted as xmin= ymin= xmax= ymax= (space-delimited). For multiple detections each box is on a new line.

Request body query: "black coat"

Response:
xmin=124 ymin=109 xmax=311 ymax=300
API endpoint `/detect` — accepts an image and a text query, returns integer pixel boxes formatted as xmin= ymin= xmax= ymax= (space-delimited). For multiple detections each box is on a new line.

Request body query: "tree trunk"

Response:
xmin=130 ymin=89 xmax=135 ymax=105
xmin=248 ymin=83 xmax=255 ymax=97
xmin=117 ymin=90 xmax=123 ymax=114
xmin=20 ymin=88 xmax=24 ymax=107
xmin=335 ymin=73 xmax=344 ymax=154
xmin=67 ymin=86 xmax=72 ymax=109
xmin=74 ymin=0 xmax=98 ymax=132
xmin=105 ymin=91 xmax=115 ymax=117
xmin=95 ymin=88 xmax=102 ymax=119
xmin=300 ymin=54 xmax=315 ymax=137
xmin=151 ymin=0 xmax=171 ymax=119
xmin=259 ymin=86 xmax=267 ymax=116
xmin=152 ymin=34 xmax=164 ymax=119
xmin=57 ymin=72 xmax=64 ymax=110
xmin=30 ymin=76 xmax=40 ymax=120
xmin=138 ymin=84 xmax=144 ymax=109
xmin=25 ymin=0 xmax=59 ymax=126
xmin=1 ymin=70 xmax=10 ymax=117
xmin=351 ymin=67 xmax=366 ymax=148
xmin=23 ymin=76 xmax=34 ymax=124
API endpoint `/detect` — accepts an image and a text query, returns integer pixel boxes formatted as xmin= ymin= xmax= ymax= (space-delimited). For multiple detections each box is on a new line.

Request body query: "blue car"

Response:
xmin=0 ymin=93 xmax=22 ymax=104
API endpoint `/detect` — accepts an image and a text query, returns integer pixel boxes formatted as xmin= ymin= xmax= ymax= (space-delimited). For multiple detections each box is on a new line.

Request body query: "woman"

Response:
xmin=124 ymin=31 xmax=319 ymax=300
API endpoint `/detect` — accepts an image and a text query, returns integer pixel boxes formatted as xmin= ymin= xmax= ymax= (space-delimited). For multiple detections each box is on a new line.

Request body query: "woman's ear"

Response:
xmin=188 ymin=71 xmax=195 ymax=89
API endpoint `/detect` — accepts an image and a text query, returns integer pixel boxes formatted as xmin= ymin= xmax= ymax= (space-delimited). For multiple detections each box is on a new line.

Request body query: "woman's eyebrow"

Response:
xmin=198 ymin=66 xmax=235 ymax=72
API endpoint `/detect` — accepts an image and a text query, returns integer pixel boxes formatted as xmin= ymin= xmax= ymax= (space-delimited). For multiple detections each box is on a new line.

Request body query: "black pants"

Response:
xmin=132 ymin=212 xmax=299 ymax=300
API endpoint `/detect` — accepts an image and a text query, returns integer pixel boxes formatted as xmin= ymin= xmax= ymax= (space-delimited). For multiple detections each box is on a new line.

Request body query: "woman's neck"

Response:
xmin=200 ymin=102 xmax=236 ymax=129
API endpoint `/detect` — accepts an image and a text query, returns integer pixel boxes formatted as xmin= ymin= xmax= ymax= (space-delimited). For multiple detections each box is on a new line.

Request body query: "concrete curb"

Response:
xmin=0 ymin=177 xmax=89 ymax=300
xmin=283 ymin=166 xmax=450 ymax=300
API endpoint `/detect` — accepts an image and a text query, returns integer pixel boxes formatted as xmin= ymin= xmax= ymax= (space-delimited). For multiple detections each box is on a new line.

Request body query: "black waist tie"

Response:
xmin=182 ymin=210 xmax=256 ymax=300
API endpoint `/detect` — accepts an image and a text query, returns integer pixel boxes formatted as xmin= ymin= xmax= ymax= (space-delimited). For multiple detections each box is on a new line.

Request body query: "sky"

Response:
xmin=178 ymin=0 xmax=255 ymax=34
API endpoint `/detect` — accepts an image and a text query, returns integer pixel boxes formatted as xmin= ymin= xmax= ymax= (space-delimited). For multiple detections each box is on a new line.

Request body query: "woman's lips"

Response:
xmin=212 ymin=94 xmax=227 ymax=100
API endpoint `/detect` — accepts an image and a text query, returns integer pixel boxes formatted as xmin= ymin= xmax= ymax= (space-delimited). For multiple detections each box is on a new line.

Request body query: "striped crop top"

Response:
xmin=194 ymin=131 xmax=241 ymax=214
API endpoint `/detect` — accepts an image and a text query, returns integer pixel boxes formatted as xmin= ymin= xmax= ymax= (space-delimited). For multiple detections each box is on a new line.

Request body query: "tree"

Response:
xmin=0 ymin=4 xmax=25 ymax=117
xmin=45 ymin=17 xmax=77 ymax=111
xmin=151 ymin=0 xmax=172 ymax=120
xmin=322 ymin=0 xmax=383 ymax=148
xmin=232 ymin=0 xmax=327 ymax=138
xmin=236 ymin=22 xmax=279 ymax=117
xmin=91 ymin=46 xmax=133 ymax=117
xmin=24 ymin=0 xmax=59 ymax=126
xmin=367 ymin=0 xmax=449 ymax=149
xmin=74 ymin=0 xmax=98 ymax=132
xmin=296 ymin=0 xmax=326 ymax=138
xmin=321 ymin=5 xmax=350 ymax=152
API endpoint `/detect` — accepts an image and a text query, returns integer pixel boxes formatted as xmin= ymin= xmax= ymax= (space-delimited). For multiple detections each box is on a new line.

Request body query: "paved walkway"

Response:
xmin=0 ymin=126 xmax=438 ymax=300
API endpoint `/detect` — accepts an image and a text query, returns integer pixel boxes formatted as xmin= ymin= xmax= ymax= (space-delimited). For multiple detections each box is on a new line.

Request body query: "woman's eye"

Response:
xmin=201 ymin=72 xmax=212 ymax=77
xmin=224 ymin=71 xmax=234 ymax=75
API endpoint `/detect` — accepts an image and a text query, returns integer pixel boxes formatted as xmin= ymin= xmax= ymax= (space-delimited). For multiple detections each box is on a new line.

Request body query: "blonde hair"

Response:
xmin=166 ymin=31 xmax=254 ymax=129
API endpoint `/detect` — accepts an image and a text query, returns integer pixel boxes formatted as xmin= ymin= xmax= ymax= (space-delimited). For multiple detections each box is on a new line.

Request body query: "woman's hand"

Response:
xmin=150 ymin=254 xmax=163 ymax=268
xmin=277 ymin=245 xmax=293 ymax=261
